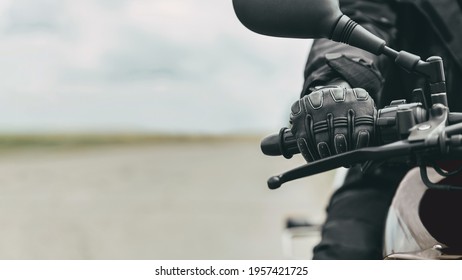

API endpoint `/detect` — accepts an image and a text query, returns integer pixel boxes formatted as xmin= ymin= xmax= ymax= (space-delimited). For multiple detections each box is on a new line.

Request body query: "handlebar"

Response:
xmin=261 ymin=102 xmax=462 ymax=190
xmin=261 ymin=101 xmax=462 ymax=158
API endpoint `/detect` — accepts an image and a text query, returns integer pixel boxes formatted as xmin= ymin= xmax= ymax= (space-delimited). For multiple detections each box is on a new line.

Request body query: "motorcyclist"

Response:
xmin=294 ymin=0 xmax=462 ymax=259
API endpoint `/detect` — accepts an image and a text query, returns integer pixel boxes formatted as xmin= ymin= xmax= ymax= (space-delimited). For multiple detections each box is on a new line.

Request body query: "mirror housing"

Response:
xmin=232 ymin=0 xmax=342 ymax=39
xmin=232 ymin=0 xmax=386 ymax=55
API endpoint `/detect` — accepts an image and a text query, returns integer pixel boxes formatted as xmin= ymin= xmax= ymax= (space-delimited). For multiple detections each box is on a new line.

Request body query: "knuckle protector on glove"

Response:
xmin=290 ymin=86 xmax=376 ymax=162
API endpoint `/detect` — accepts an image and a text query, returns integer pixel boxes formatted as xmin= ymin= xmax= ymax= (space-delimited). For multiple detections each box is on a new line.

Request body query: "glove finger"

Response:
xmin=306 ymin=89 xmax=333 ymax=158
xmin=300 ymin=97 xmax=323 ymax=160
xmin=351 ymin=88 xmax=375 ymax=149
xmin=290 ymin=98 xmax=319 ymax=162
xmin=329 ymin=87 xmax=349 ymax=154
xmin=315 ymin=112 xmax=332 ymax=159
xmin=355 ymin=130 xmax=371 ymax=149
xmin=317 ymin=142 xmax=332 ymax=158
xmin=297 ymin=137 xmax=315 ymax=162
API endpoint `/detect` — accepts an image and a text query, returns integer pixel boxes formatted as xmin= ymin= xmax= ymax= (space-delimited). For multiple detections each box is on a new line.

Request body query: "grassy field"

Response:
xmin=0 ymin=134 xmax=262 ymax=147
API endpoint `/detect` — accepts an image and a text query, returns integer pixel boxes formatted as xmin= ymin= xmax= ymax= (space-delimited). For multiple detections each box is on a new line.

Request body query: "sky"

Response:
xmin=0 ymin=0 xmax=312 ymax=134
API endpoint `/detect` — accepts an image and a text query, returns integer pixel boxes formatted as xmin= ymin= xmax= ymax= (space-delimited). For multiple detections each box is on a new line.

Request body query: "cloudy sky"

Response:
xmin=0 ymin=0 xmax=312 ymax=134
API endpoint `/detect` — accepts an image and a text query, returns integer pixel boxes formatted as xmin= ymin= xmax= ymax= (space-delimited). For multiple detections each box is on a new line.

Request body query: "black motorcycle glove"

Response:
xmin=290 ymin=86 xmax=376 ymax=162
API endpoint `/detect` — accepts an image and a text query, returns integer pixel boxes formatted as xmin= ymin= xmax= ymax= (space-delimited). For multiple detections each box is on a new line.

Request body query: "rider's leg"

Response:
xmin=312 ymin=164 xmax=408 ymax=259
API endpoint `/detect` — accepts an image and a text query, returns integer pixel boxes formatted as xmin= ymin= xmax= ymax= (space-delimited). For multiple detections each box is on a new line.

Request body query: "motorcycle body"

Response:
xmin=283 ymin=165 xmax=462 ymax=260
xmin=384 ymin=167 xmax=462 ymax=259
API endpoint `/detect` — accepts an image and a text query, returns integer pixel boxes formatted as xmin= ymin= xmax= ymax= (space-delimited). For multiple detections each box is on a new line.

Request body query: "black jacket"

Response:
xmin=303 ymin=0 xmax=462 ymax=111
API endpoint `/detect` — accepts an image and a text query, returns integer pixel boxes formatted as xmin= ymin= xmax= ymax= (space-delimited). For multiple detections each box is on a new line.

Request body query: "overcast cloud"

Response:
xmin=0 ymin=0 xmax=311 ymax=134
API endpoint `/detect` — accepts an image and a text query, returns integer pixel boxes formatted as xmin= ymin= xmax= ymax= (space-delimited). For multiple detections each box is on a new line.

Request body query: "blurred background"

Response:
xmin=0 ymin=0 xmax=336 ymax=259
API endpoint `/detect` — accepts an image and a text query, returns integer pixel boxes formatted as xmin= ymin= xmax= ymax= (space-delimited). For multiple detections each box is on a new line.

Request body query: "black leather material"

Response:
xmin=325 ymin=54 xmax=384 ymax=99
xmin=395 ymin=0 xmax=462 ymax=70
xmin=290 ymin=86 xmax=376 ymax=162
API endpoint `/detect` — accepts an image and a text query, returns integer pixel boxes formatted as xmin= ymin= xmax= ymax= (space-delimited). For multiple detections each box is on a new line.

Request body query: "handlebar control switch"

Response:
xmin=377 ymin=100 xmax=427 ymax=144
xmin=397 ymin=108 xmax=416 ymax=139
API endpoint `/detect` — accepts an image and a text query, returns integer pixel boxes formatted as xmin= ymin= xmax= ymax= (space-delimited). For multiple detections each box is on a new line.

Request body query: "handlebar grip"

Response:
xmin=261 ymin=104 xmax=462 ymax=159
xmin=260 ymin=128 xmax=299 ymax=159
xmin=449 ymin=112 xmax=462 ymax=125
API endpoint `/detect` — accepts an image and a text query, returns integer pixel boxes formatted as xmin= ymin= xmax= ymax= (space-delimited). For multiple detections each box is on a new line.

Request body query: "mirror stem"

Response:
xmin=382 ymin=46 xmax=447 ymax=107
xmin=382 ymin=46 xmax=399 ymax=60
xmin=331 ymin=15 xmax=386 ymax=55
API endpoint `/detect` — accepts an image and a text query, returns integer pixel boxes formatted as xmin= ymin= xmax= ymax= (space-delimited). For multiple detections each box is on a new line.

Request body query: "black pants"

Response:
xmin=312 ymin=165 xmax=408 ymax=260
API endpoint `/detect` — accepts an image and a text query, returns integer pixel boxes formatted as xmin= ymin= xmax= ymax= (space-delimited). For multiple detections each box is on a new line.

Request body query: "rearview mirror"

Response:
xmin=232 ymin=0 xmax=386 ymax=55
xmin=232 ymin=0 xmax=342 ymax=39
xmin=233 ymin=0 xmax=448 ymax=111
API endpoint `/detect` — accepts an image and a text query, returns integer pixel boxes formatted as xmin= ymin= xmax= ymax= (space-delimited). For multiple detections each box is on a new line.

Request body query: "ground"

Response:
xmin=0 ymin=137 xmax=334 ymax=259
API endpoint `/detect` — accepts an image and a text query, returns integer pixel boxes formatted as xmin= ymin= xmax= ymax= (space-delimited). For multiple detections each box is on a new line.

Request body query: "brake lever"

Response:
xmin=267 ymin=140 xmax=425 ymax=189
xmin=268 ymin=104 xmax=460 ymax=190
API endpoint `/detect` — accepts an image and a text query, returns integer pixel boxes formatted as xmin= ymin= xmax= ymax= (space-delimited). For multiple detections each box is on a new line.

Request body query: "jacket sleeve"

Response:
xmin=302 ymin=0 xmax=398 ymax=102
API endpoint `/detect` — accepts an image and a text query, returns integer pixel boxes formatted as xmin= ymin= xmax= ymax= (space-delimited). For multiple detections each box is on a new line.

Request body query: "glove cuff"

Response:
xmin=302 ymin=53 xmax=384 ymax=101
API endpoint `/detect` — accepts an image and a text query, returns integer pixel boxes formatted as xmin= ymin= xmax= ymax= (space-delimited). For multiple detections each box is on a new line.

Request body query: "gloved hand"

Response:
xmin=290 ymin=85 xmax=376 ymax=162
